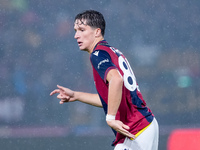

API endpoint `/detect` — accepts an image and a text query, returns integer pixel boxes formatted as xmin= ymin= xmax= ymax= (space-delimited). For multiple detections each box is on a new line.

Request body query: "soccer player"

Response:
xmin=50 ymin=10 xmax=159 ymax=150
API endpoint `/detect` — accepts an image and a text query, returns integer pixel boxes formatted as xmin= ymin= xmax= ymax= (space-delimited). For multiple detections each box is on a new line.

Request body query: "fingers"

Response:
xmin=107 ymin=120 xmax=135 ymax=139
xmin=57 ymin=85 xmax=65 ymax=92
xmin=50 ymin=89 xmax=60 ymax=96
xmin=122 ymin=124 xmax=130 ymax=130
xmin=59 ymin=100 xmax=64 ymax=104
xmin=127 ymin=132 xmax=135 ymax=139
xmin=120 ymin=127 xmax=135 ymax=139
xmin=59 ymin=98 xmax=70 ymax=104
xmin=121 ymin=124 xmax=135 ymax=139
xmin=50 ymin=85 xmax=66 ymax=96
xmin=57 ymin=85 xmax=74 ymax=97
xmin=57 ymin=94 xmax=70 ymax=99
xmin=59 ymin=99 xmax=66 ymax=104
xmin=50 ymin=85 xmax=73 ymax=104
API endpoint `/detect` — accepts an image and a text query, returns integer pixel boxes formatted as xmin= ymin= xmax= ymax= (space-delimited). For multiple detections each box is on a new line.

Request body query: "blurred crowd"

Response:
xmin=0 ymin=0 xmax=200 ymax=128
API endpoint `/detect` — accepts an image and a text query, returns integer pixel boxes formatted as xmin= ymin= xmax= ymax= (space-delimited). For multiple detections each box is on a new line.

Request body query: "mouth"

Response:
xmin=77 ymin=41 xmax=82 ymax=47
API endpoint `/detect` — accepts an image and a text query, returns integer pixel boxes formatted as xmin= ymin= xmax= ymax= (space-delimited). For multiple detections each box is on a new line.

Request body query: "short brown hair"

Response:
xmin=75 ymin=10 xmax=106 ymax=36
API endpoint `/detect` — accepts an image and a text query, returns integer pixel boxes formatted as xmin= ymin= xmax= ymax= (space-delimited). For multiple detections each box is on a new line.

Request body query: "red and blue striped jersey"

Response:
xmin=90 ymin=40 xmax=154 ymax=146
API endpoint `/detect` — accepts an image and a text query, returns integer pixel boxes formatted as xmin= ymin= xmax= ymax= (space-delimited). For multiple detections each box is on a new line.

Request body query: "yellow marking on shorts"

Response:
xmin=130 ymin=122 xmax=152 ymax=140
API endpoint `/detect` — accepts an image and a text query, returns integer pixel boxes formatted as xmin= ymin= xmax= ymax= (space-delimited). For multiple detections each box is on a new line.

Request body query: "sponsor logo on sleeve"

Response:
xmin=97 ymin=59 xmax=109 ymax=69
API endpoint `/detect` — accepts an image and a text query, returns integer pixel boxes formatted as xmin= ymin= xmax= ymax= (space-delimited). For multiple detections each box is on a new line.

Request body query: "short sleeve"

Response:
xmin=90 ymin=50 xmax=117 ymax=82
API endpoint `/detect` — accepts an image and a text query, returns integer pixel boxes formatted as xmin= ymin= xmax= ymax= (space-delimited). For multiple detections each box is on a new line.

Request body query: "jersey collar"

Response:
xmin=92 ymin=40 xmax=108 ymax=52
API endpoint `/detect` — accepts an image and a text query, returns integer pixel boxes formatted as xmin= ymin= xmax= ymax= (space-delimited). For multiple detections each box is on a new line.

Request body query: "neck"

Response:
xmin=88 ymin=37 xmax=104 ymax=54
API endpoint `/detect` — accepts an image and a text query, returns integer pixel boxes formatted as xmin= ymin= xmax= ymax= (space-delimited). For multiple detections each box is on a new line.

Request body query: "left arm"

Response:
xmin=106 ymin=69 xmax=135 ymax=139
xmin=106 ymin=69 xmax=123 ymax=116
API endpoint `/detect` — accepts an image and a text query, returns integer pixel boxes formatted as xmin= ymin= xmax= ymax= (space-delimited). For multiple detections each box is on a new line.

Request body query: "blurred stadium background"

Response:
xmin=0 ymin=0 xmax=200 ymax=149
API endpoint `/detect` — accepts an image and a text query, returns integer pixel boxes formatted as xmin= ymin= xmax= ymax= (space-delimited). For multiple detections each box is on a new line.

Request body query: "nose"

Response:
xmin=74 ymin=31 xmax=79 ymax=39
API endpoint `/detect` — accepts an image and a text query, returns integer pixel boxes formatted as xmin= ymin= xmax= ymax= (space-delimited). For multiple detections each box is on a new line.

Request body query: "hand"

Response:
xmin=50 ymin=85 xmax=76 ymax=104
xmin=106 ymin=120 xmax=135 ymax=139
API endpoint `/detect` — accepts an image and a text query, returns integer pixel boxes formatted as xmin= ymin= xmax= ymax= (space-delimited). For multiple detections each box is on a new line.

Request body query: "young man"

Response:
xmin=50 ymin=10 xmax=159 ymax=150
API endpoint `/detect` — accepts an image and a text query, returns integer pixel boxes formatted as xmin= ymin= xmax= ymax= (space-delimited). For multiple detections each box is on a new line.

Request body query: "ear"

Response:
xmin=95 ymin=28 xmax=102 ymax=37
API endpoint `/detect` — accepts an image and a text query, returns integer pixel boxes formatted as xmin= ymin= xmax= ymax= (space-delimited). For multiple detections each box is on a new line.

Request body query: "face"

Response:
xmin=74 ymin=19 xmax=97 ymax=53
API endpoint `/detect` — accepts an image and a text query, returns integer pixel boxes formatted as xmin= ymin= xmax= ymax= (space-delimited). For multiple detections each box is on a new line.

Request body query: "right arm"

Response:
xmin=74 ymin=91 xmax=102 ymax=107
xmin=50 ymin=85 xmax=102 ymax=107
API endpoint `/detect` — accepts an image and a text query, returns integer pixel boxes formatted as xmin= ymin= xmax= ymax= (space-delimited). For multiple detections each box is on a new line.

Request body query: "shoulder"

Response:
xmin=90 ymin=50 xmax=111 ymax=66
xmin=91 ymin=41 xmax=113 ymax=58
xmin=91 ymin=50 xmax=110 ymax=58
